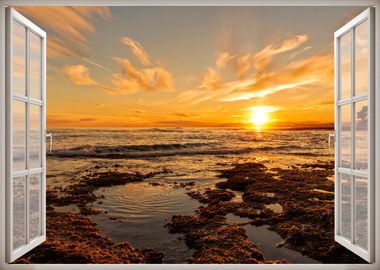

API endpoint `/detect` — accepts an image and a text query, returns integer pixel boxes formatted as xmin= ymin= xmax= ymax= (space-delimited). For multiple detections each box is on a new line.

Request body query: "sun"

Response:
xmin=248 ymin=106 xmax=276 ymax=129
xmin=250 ymin=110 xmax=269 ymax=126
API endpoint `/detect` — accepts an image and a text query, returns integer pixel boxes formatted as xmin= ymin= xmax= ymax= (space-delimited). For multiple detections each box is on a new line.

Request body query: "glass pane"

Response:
xmin=341 ymin=173 xmax=352 ymax=240
xmin=12 ymin=21 xmax=26 ymax=96
xmin=355 ymin=100 xmax=368 ymax=171
xmin=13 ymin=101 xmax=26 ymax=171
xmin=30 ymin=105 xmax=41 ymax=168
xmin=355 ymin=176 xmax=368 ymax=250
xmin=355 ymin=20 xmax=369 ymax=97
xmin=29 ymin=174 xmax=41 ymax=240
xmin=339 ymin=104 xmax=351 ymax=168
xmin=29 ymin=31 xmax=41 ymax=100
xmin=340 ymin=31 xmax=352 ymax=100
xmin=13 ymin=176 xmax=26 ymax=250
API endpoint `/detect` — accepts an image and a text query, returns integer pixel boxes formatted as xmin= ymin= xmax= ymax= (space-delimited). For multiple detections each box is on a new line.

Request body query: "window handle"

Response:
xmin=328 ymin=133 xmax=335 ymax=150
xmin=45 ymin=132 xmax=53 ymax=153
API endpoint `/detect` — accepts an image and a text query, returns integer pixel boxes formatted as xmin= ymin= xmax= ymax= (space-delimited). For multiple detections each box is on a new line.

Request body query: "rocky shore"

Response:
xmin=16 ymin=160 xmax=367 ymax=264
xmin=167 ymin=161 xmax=367 ymax=264
xmin=16 ymin=166 xmax=165 ymax=264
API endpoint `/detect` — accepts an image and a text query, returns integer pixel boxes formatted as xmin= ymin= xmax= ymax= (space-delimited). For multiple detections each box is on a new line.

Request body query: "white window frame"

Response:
xmin=334 ymin=8 xmax=375 ymax=262
xmin=0 ymin=1 xmax=379 ymax=270
xmin=5 ymin=8 xmax=47 ymax=262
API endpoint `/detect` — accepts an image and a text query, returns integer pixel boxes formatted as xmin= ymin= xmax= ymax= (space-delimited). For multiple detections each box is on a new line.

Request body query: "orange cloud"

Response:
xmin=201 ymin=68 xmax=222 ymax=90
xmin=63 ymin=65 xmax=97 ymax=86
xmin=16 ymin=7 xmax=111 ymax=59
xmin=99 ymin=58 xmax=173 ymax=95
xmin=121 ymin=36 xmax=151 ymax=66
xmin=215 ymin=52 xmax=235 ymax=69
xmin=63 ymin=34 xmax=174 ymax=95
xmin=179 ymin=34 xmax=315 ymax=105
xmin=223 ymin=54 xmax=333 ymax=102
xmin=177 ymin=53 xmax=332 ymax=105
xmin=235 ymin=53 xmax=252 ymax=79
xmin=253 ymin=34 xmax=309 ymax=73
xmin=290 ymin=46 xmax=313 ymax=59
xmin=118 ymin=58 xmax=173 ymax=90
xmin=98 ymin=36 xmax=173 ymax=95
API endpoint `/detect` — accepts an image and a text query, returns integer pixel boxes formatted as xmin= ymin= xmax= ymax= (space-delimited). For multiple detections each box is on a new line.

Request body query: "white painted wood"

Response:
xmin=0 ymin=1 xmax=379 ymax=270
xmin=0 ymin=0 xmax=377 ymax=6
xmin=5 ymin=7 xmax=46 ymax=263
xmin=334 ymin=7 xmax=375 ymax=263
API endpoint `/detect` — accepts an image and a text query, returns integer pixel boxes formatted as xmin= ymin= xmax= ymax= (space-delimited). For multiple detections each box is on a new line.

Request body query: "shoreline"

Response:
xmin=167 ymin=161 xmax=366 ymax=264
xmin=17 ymin=159 xmax=366 ymax=264
xmin=16 ymin=166 xmax=167 ymax=264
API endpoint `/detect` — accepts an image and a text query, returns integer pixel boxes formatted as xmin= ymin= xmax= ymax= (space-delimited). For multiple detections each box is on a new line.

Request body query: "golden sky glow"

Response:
xmin=16 ymin=6 xmax=366 ymax=129
xmin=249 ymin=106 xmax=277 ymax=129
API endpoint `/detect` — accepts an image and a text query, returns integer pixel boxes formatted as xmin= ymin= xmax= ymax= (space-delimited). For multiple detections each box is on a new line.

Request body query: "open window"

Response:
xmin=334 ymin=7 xmax=375 ymax=263
xmin=0 ymin=4 xmax=377 ymax=267
xmin=5 ymin=8 xmax=46 ymax=262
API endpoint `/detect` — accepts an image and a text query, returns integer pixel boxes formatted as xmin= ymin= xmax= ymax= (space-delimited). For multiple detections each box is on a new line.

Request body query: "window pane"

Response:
xmin=355 ymin=176 xmax=368 ymax=250
xmin=29 ymin=31 xmax=41 ymax=100
xmin=30 ymin=105 xmax=41 ymax=168
xmin=339 ymin=104 xmax=351 ymax=168
xmin=340 ymin=173 xmax=352 ymax=240
xmin=13 ymin=101 xmax=26 ymax=171
xmin=340 ymin=31 xmax=352 ymax=100
xmin=355 ymin=100 xmax=368 ymax=171
xmin=355 ymin=20 xmax=369 ymax=97
xmin=13 ymin=176 xmax=26 ymax=250
xmin=12 ymin=21 xmax=26 ymax=96
xmin=29 ymin=173 xmax=41 ymax=240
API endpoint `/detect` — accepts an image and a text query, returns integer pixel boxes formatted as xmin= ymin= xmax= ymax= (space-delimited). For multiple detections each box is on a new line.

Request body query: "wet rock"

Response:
xmin=173 ymin=181 xmax=196 ymax=189
xmin=167 ymin=214 xmax=271 ymax=263
xmin=216 ymin=163 xmax=274 ymax=191
xmin=189 ymin=224 xmax=266 ymax=264
xmin=141 ymin=248 xmax=164 ymax=263
xmin=215 ymin=161 xmax=366 ymax=263
xmin=187 ymin=189 xmax=235 ymax=204
xmin=149 ymin=182 xmax=164 ymax=186
xmin=15 ymin=211 xmax=161 ymax=264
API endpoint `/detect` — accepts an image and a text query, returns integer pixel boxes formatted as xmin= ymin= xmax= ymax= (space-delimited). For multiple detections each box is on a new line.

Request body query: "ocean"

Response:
xmin=47 ymin=128 xmax=334 ymax=263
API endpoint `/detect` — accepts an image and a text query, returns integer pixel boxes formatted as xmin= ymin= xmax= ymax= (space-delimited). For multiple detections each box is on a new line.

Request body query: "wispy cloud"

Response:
xmin=289 ymin=46 xmax=313 ymax=59
xmin=247 ymin=106 xmax=279 ymax=113
xmin=100 ymin=58 xmax=173 ymax=95
xmin=121 ymin=36 xmax=151 ymax=66
xmin=82 ymin=57 xmax=113 ymax=72
xmin=177 ymin=34 xmax=331 ymax=105
xmin=215 ymin=52 xmax=235 ymax=69
xmin=16 ymin=7 xmax=111 ymax=59
xmin=63 ymin=65 xmax=98 ymax=86
xmin=235 ymin=53 xmax=252 ymax=79
xmin=221 ymin=80 xmax=317 ymax=102
xmin=201 ymin=68 xmax=222 ymax=90
xmin=63 ymin=36 xmax=174 ymax=95
xmin=253 ymin=34 xmax=309 ymax=73
xmin=98 ymin=37 xmax=174 ymax=95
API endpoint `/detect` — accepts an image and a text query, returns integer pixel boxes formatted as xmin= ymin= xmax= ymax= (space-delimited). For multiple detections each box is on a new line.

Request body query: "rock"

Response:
xmin=15 ymin=211 xmax=161 ymax=264
xmin=187 ymin=189 xmax=235 ymax=204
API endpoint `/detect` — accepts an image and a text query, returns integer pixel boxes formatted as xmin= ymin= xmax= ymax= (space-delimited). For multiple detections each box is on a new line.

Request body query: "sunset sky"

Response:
xmin=17 ymin=6 xmax=366 ymax=128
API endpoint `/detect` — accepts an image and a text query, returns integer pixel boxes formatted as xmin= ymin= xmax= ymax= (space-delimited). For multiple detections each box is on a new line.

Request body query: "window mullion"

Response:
xmin=350 ymin=27 xmax=356 ymax=245
xmin=25 ymin=28 xmax=30 ymax=245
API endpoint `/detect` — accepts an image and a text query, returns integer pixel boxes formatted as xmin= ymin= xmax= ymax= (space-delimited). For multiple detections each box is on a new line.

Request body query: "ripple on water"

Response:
xmin=92 ymin=182 xmax=200 ymax=263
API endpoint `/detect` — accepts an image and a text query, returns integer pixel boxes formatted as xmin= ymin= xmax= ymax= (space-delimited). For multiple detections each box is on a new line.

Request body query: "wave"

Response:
xmin=48 ymin=142 xmax=321 ymax=159
xmin=49 ymin=146 xmax=253 ymax=159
